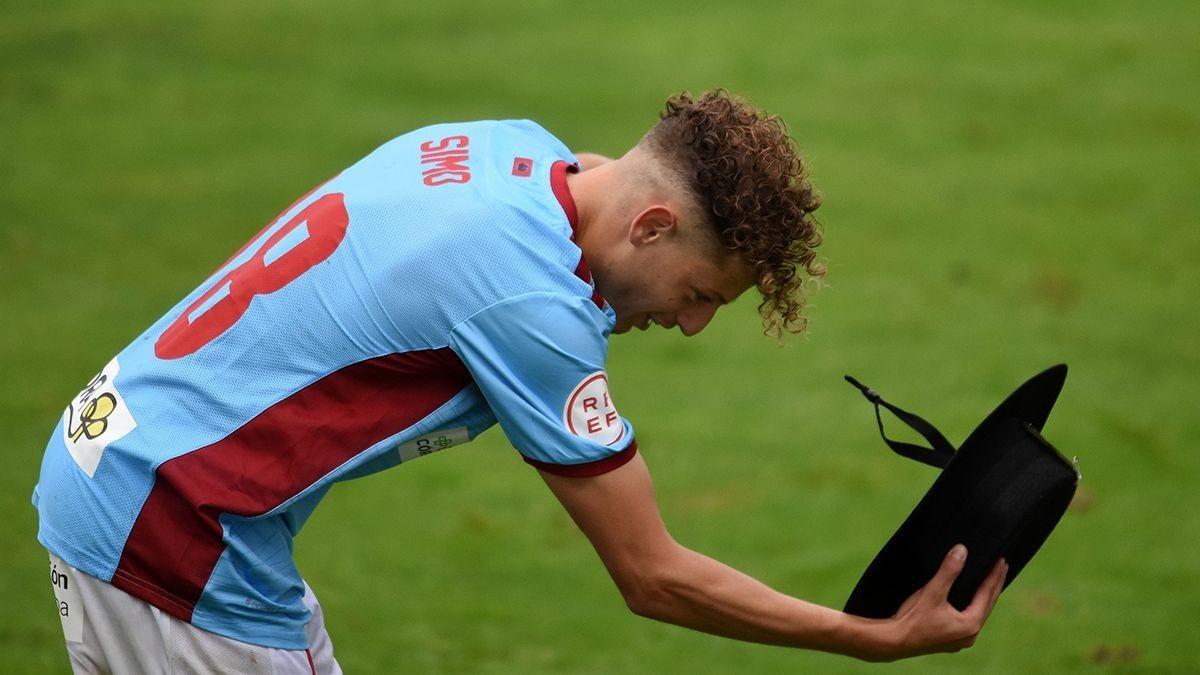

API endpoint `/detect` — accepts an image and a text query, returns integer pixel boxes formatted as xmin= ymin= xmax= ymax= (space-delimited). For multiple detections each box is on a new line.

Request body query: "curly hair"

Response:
xmin=641 ymin=89 xmax=826 ymax=338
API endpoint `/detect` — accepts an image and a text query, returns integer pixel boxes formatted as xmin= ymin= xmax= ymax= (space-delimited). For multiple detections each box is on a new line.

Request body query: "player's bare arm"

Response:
xmin=537 ymin=453 xmax=1007 ymax=662
xmin=542 ymin=91 xmax=1014 ymax=661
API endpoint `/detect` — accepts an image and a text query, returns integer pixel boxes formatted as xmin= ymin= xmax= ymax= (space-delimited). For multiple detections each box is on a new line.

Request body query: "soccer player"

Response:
xmin=35 ymin=89 xmax=1007 ymax=672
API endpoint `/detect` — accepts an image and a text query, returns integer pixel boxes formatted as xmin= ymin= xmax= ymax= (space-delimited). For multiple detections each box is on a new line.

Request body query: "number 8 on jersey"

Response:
xmin=155 ymin=192 xmax=350 ymax=359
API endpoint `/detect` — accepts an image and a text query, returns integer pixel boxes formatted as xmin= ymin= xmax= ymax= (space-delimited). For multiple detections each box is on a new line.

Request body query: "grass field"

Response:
xmin=3 ymin=1 xmax=1199 ymax=672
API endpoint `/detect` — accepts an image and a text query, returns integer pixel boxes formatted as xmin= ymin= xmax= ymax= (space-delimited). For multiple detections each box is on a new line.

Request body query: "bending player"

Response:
xmin=35 ymin=89 xmax=1006 ymax=672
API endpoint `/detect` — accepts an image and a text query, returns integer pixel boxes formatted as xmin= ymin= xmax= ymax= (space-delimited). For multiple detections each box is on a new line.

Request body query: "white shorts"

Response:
xmin=49 ymin=552 xmax=342 ymax=674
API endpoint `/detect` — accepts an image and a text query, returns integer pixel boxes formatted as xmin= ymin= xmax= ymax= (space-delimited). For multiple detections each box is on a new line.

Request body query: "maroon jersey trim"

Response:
xmin=550 ymin=159 xmax=580 ymax=229
xmin=112 ymin=348 xmax=471 ymax=621
xmin=523 ymin=440 xmax=639 ymax=477
xmin=550 ymin=160 xmax=606 ymax=310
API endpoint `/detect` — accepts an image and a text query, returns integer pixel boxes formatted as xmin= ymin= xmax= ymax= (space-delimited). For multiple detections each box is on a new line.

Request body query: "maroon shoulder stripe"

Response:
xmin=112 ymin=348 xmax=471 ymax=621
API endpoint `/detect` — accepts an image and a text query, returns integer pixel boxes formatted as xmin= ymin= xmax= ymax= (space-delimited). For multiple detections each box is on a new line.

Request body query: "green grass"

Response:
xmin=3 ymin=0 xmax=1199 ymax=672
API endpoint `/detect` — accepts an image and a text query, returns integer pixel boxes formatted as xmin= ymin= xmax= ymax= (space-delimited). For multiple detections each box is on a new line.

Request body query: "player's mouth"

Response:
xmin=636 ymin=315 xmax=675 ymax=331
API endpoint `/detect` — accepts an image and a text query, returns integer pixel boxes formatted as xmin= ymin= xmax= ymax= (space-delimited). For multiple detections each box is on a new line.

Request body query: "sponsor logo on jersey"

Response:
xmin=419 ymin=135 xmax=471 ymax=186
xmin=563 ymin=372 xmax=624 ymax=446
xmin=396 ymin=426 xmax=470 ymax=462
xmin=511 ymin=156 xmax=533 ymax=177
xmin=62 ymin=357 xmax=137 ymax=478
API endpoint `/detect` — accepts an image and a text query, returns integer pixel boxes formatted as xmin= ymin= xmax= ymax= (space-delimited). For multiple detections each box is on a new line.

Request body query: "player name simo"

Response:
xmin=420 ymin=135 xmax=471 ymax=186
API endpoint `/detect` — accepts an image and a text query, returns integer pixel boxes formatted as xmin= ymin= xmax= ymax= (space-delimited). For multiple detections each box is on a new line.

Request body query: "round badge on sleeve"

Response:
xmin=564 ymin=372 xmax=625 ymax=446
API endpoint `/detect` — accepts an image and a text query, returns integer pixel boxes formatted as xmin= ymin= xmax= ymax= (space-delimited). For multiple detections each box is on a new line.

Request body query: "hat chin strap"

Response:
xmin=844 ymin=375 xmax=956 ymax=469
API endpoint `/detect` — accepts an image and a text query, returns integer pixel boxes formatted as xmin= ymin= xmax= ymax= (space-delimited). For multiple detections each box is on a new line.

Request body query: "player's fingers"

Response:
xmin=966 ymin=557 xmax=1008 ymax=619
xmin=984 ymin=559 xmax=1009 ymax=614
xmin=926 ymin=544 xmax=968 ymax=602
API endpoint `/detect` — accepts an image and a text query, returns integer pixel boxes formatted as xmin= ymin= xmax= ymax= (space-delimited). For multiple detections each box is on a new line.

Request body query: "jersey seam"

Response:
xmin=449 ymin=290 xmax=571 ymax=336
xmin=111 ymin=568 xmax=196 ymax=616
xmin=478 ymin=121 xmax=582 ymax=282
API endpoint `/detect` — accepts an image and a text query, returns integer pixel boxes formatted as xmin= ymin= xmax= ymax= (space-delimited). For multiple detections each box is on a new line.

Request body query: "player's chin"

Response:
xmin=612 ymin=315 xmax=639 ymax=334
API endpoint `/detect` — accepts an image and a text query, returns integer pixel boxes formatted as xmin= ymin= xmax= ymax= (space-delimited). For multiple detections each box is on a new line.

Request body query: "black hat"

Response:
xmin=842 ymin=364 xmax=1080 ymax=618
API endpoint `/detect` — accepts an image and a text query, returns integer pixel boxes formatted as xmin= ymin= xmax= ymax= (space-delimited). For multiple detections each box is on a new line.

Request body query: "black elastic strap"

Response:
xmin=844 ymin=375 xmax=956 ymax=469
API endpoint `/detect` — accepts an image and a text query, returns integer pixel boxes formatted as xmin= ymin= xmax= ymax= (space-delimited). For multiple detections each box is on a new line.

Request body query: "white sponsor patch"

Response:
xmin=397 ymin=426 xmax=470 ymax=462
xmin=563 ymin=372 xmax=624 ymax=446
xmin=49 ymin=552 xmax=84 ymax=643
xmin=62 ymin=357 xmax=137 ymax=478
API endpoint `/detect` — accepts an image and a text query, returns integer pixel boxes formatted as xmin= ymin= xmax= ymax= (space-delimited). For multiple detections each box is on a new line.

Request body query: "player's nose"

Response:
xmin=678 ymin=304 xmax=718 ymax=337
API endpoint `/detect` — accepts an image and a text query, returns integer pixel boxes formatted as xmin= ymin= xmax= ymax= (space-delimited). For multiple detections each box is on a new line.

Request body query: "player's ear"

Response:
xmin=627 ymin=205 xmax=677 ymax=248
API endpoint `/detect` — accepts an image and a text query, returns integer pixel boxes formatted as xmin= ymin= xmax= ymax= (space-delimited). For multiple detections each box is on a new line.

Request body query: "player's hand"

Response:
xmin=876 ymin=544 xmax=1008 ymax=661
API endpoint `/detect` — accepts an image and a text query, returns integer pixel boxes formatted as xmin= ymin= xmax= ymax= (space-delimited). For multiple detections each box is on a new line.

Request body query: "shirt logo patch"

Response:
xmin=563 ymin=372 xmax=624 ymax=446
xmin=62 ymin=357 xmax=137 ymax=478
xmin=396 ymin=426 xmax=470 ymax=462
xmin=511 ymin=157 xmax=534 ymax=177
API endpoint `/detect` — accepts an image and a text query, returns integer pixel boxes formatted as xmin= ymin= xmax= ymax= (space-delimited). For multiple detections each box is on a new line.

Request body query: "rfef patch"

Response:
xmin=563 ymin=372 xmax=624 ymax=446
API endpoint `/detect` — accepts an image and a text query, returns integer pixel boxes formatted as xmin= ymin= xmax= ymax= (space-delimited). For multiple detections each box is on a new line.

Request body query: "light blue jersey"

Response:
xmin=33 ymin=120 xmax=638 ymax=649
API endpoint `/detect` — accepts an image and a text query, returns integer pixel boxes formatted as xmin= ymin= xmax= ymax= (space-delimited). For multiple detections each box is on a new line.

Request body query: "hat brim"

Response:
xmin=958 ymin=363 xmax=1067 ymax=450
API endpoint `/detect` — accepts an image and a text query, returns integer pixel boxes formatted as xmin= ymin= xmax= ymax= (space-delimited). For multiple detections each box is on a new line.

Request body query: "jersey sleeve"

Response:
xmin=449 ymin=292 xmax=638 ymax=477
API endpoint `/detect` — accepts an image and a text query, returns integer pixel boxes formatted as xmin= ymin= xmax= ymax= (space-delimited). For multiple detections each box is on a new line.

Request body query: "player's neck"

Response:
xmin=565 ymin=166 xmax=605 ymax=260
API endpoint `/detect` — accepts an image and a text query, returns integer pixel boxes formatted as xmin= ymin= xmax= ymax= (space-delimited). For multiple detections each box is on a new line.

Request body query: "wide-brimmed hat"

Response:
xmin=842 ymin=364 xmax=1080 ymax=618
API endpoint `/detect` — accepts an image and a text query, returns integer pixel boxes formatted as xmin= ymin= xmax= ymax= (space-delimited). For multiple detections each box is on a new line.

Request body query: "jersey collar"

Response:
xmin=551 ymin=160 xmax=607 ymax=311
